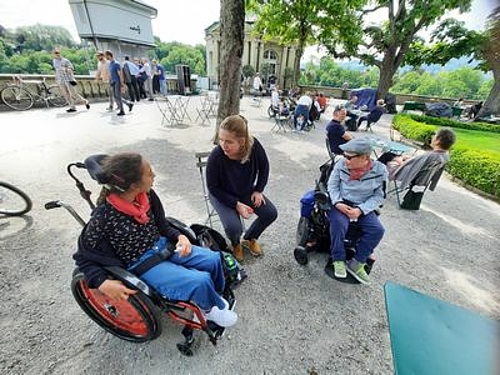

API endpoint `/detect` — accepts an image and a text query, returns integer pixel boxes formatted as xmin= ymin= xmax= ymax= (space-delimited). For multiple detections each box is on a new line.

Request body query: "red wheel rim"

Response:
xmin=81 ymin=281 xmax=150 ymax=337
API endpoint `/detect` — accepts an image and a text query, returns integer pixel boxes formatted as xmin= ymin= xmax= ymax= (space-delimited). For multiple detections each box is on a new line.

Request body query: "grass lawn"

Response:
xmin=452 ymin=128 xmax=500 ymax=153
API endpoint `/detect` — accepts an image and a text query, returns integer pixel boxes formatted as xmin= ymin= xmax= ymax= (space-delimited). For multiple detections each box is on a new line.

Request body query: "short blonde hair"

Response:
xmin=219 ymin=115 xmax=254 ymax=163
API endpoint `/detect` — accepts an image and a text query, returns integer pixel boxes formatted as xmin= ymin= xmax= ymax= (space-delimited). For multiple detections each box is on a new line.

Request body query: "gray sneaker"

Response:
xmin=347 ymin=259 xmax=370 ymax=284
xmin=333 ymin=260 xmax=347 ymax=278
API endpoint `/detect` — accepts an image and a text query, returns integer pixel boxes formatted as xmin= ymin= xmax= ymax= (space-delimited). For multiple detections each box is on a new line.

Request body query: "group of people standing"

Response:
xmin=53 ymin=48 xmax=166 ymax=116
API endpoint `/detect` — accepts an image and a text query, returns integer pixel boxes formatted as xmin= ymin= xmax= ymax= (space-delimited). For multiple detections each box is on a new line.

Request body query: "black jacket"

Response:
xmin=72 ymin=189 xmax=181 ymax=288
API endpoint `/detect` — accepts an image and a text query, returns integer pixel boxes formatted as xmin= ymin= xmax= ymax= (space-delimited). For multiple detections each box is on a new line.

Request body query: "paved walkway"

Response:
xmin=1 ymin=96 xmax=499 ymax=374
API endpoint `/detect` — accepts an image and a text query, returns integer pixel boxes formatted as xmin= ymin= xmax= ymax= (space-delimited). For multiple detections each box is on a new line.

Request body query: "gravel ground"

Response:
xmin=1 ymin=97 xmax=499 ymax=374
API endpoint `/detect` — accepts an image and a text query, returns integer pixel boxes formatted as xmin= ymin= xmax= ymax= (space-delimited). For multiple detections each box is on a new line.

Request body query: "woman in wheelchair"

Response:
xmin=74 ymin=152 xmax=237 ymax=327
xmin=327 ymin=138 xmax=387 ymax=284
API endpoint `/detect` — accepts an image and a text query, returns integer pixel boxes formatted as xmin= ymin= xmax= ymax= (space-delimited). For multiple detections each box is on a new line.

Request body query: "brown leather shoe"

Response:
xmin=232 ymin=244 xmax=244 ymax=262
xmin=247 ymin=239 xmax=262 ymax=257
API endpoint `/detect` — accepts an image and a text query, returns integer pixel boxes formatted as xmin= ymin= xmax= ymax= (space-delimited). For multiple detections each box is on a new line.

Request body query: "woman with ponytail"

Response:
xmin=206 ymin=115 xmax=278 ymax=262
xmin=74 ymin=152 xmax=237 ymax=327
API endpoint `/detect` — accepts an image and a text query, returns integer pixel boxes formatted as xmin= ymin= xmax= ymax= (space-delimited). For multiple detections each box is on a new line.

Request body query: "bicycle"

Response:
xmin=0 ymin=76 xmax=67 ymax=111
xmin=0 ymin=181 xmax=33 ymax=216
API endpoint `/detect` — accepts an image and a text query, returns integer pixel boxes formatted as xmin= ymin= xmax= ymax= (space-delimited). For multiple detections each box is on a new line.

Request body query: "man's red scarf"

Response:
xmin=107 ymin=192 xmax=151 ymax=224
xmin=349 ymin=160 xmax=373 ymax=180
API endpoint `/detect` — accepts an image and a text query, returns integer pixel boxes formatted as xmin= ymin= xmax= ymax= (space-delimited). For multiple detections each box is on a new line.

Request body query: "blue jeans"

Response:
xmin=328 ymin=208 xmax=385 ymax=263
xmin=294 ymin=104 xmax=310 ymax=130
xmin=209 ymin=193 xmax=278 ymax=247
xmin=128 ymin=237 xmax=225 ymax=311
xmin=159 ymin=79 xmax=166 ymax=95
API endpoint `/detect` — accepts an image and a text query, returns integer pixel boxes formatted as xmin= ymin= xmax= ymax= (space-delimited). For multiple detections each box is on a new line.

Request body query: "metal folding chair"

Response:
xmin=195 ymin=151 xmax=218 ymax=227
xmin=271 ymin=114 xmax=290 ymax=133
xmin=388 ymin=159 xmax=446 ymax=210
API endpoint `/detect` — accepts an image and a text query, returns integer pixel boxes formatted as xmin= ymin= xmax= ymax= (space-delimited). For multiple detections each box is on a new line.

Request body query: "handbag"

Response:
xmin=400 ymin=189 xmax=424 ymax=210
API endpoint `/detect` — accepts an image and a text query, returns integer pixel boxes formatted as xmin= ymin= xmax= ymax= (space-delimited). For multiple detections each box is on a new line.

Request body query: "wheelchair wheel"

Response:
xmin=296 ymin=216 xmax=309 ymax=246
xmin=294 ymin=246 xmax=309 ymax=265
xmin=71 ymin=270 xmax=162 ymax=343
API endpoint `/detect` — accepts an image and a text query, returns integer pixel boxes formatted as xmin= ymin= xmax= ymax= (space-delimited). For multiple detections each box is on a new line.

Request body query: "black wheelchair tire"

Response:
xmin=296 ymin=216 xmax=309 ymax=246
xmin=267 ymin=105 xmax=276 ymax=118
xmin=294 ymin=246 xmax=309 ymax=265
xmin=0 ymin=181 xmax=33 ymax=216
xmin=71 ymin=270 xmax=162 ymax=343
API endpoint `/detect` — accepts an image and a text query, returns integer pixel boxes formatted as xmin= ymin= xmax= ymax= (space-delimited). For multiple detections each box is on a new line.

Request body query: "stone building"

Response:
xmin=204 ymin=19 xmax=299 ymax=90
xmin=68 ymin=0 xmax=157 ymax=61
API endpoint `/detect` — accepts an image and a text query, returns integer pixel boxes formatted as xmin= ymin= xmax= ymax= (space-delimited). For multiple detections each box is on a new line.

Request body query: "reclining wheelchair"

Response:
xmin=293 ymin=160 xmax=375 ymax=283
xmin=45 ymin=155 xmax=244 ymax=356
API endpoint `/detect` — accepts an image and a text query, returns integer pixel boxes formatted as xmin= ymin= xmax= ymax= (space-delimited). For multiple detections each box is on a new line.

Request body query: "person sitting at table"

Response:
xmin=467 ymin=101 xmax=483 ymax=120
xmin=357 ymin=99 xmax=386 ymax=131
xmin=326 ymin=105 xmax=352 ymax=157
xmin=206 ymin=115 xmax=278 ymax=262
xmin=327 ymin=138 xmax=387 ymax=284
xmin=316 ymin=92 xmax=327 ymax=114
xmin=344 ymin=95 xmax=359 ymax=131
xmin=294 ymin=92 xmax=313 ymax=131
xmin=74 ymin=152 xmax=237 ymax=327
xmin=377 ymin=128 xmax=456 ymax=186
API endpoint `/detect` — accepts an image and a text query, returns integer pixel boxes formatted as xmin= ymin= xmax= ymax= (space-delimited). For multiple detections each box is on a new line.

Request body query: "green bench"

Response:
xmin=402 ymin=101 xmax=427 ymax=113
xmin=385 ymin=282 xmax=500 ymax=375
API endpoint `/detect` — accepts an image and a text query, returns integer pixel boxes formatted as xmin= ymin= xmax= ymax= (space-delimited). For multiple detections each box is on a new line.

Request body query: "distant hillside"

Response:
xmin=303 ymin=56 xmax=487 ymax=76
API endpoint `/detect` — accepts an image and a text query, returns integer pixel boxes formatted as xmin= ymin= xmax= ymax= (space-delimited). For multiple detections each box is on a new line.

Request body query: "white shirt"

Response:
xmin=271 ymin=90 xmax=280 ymax=107
xmin=297 ymin=95 xmax=313 ymax=107
xmin=253 ymin=76 xmax=262 ymax=90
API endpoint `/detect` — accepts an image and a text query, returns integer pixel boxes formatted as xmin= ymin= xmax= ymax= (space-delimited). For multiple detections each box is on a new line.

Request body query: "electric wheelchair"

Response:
xmin=45 ymin=155 xmax=244 ymax=356
xmin=293 ymin=160 xmax=376 ymax=283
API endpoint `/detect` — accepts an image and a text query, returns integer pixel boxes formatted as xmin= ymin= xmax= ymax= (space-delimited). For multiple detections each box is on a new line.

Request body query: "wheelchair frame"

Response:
xmin=45 ymin=159 xmax=235 ymax=356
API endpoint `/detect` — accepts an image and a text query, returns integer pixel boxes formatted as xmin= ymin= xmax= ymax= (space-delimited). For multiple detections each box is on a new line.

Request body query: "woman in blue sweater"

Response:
xmin=206 ymin=115 xmax=278 ymax=262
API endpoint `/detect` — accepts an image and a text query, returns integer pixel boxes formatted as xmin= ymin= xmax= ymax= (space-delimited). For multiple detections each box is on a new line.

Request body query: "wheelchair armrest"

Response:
xmin=104 ymin=266 xmax=154 ymax=297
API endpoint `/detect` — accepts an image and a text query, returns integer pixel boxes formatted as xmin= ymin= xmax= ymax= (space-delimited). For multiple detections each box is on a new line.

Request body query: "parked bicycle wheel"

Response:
xmin=0 ymin=182 xmax=33 ymax=216
xmin=47 ymin=85 xmax=68 ymax=107
xmin=0 ymin=86 xmax=34 ymax=111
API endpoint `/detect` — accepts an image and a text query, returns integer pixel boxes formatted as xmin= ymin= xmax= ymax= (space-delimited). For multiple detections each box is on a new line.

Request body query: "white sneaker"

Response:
xmin=204 ymin=305 xmax=237 ymax=327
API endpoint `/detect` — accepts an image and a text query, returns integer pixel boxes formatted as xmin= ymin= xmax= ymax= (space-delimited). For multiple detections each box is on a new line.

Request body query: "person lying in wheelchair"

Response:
xmin=327 ymin=138 xmax=387 ymax=284
xmin=73 ymin=152 xmax=237 ymax=327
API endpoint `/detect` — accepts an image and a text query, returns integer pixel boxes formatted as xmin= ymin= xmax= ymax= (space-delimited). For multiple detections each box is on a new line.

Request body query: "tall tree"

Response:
xmin=476 ymin=7 xmax=499 ymax=118
xmin=213 ymin=0 xmax=245 ymax=143
xmin=323 ymin=0 xmax=472 ymax=99
xmin=408 ymin=8 xmax=500 ymax=118
xmin=248 ymin=0 xmax=365 ymax=86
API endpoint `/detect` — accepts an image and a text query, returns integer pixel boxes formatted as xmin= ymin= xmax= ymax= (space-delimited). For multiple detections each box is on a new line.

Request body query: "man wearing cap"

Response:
xmin=327 ymin=138 xmax=387 ymax=284
xmin=95 ymin=51 xmax=114 ymax=110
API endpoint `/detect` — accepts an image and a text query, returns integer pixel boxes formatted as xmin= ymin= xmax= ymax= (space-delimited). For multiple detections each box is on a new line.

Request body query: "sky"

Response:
xmin=0 ymin=0 xmax=496 ymax=47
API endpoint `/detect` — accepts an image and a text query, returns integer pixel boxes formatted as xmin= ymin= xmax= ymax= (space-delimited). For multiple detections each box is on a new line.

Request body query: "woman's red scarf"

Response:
xmin=107 ymin=192 xmax=151 ymax=224
xmin=349 ymin=160 xmax=373 ymax=180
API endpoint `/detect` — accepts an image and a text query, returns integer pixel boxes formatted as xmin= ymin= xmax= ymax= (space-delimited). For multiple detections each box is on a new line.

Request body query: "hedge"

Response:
xmin=392 ymin=114 xmax=500 ymax=199
xmin=392 ymin=115 xmax=437 ymax=147
xmin=448 ymin=148 xmax=500 ymax=198
xmin=407 ymin=114 xmax=500 ymax=134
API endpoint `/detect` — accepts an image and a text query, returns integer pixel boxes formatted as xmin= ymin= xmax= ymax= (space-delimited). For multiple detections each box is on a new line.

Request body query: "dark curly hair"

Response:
xmin=97 ymin=152 xmax=143 ymax=205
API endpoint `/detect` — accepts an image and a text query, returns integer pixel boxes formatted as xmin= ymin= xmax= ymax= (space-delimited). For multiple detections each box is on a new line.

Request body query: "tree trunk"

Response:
xmin=213 ymin=0 xmax=245 ymax=144
xmin=475 ymin=71 xmax=500 ymax=119
xmin=376 ymin=51 xmax=397 ymax=100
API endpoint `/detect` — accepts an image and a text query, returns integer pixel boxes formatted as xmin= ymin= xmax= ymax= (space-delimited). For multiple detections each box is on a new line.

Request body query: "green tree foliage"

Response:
xmin=248 ymin=0 xmax=366 ymax=86
xmin=10 ymin=24 xmax=76 ymax=52
xmin=322 ymin=0 xmax=472 ymax=99
xmin=152 ymin=40 xmax=206 ymax=75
